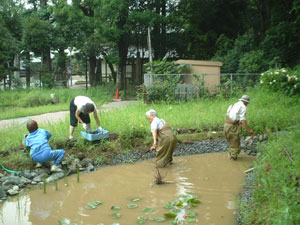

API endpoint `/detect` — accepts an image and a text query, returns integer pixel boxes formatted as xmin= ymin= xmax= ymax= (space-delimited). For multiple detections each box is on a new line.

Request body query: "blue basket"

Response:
xmin=81 ymin=129 xmax=110 ymax=141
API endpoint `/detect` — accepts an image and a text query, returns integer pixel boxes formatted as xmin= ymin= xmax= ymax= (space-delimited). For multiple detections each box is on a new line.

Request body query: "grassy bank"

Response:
xmin=1 ymin=88 xmax=300 ymax=171
xmin=240 ymin=126 xmax=300 ymax=224
xmin=0 ymin=86 xmax=115 ymax=120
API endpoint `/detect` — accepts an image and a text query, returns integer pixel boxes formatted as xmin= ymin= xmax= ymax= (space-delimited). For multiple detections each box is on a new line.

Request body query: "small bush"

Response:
xmin=260 ymin=67 xmax=300 ymax=95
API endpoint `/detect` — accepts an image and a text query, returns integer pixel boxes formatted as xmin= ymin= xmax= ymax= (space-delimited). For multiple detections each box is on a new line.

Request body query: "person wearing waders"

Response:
xmin=23 ymin=120 xmax=65 ymax=172
xmin=69 ymin=96 xmax=103 ymax=139
xmin=146 ymin=109 xmax=177 ymax=167
xmin=224 ymin=95 xmax=254 ymax=160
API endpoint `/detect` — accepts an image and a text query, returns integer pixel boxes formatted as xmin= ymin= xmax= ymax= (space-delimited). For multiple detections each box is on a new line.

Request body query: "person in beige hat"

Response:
xmin=224 ymin=95 xmax=254 ymax=160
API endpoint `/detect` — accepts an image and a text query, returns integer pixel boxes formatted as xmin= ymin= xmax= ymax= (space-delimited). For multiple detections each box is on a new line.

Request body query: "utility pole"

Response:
xmin=147 ymin=27 xmax=154 ymax=86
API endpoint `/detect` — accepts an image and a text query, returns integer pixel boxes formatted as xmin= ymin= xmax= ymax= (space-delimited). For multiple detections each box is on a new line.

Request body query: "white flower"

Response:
xmin=273 ymin=80 xmax=276 ymax=82
xmin=260 ymin=80 xmax=264 ymax=84
xmin=275 ymin=71 xmax=279 ymax=75
xmin=270 ymin=82 xmax=272 ymax=85
xmin=261 ymin=73 xmax=264 ymax=76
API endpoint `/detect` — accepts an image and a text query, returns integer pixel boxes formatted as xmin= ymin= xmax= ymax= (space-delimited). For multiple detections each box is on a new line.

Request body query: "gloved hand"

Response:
xmin=82 ymin=123 xmax=88 ymax=130
xmin=98 ymin=126 xmax=104 ymax=133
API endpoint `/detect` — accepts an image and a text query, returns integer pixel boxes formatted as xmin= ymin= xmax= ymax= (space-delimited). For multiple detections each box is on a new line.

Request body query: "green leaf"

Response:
xmin=58 ymin=221 xmax=68 ymax=225
xmin=164 ymin=212 xmax=177 ymax=218
xmin=170 ymin=219 xmax=178 ymax=224
xmin=111 ymin=223 xmax=120 ymax=225
xmin=112 ymin=213 xmax=121 ymax=219
xmin=143 ymin=207 xmax=153 ymax=213
xmin=187 ymin=212 xmax=198 ymax=216
xmin=164 ymin=201 xmax=176 ymax=209
xmin=170 ymin=208 xmax=181 ymax=214
xmin=85 ymin=200 xmax=102 ymax=210
xmin=128 ymin=204 xmax=138 ymax=208
xmin=131 ymin=198 xmax=142 ymax=202
xmin=111 ymin=206 xmax=121 ymax=210
xmin=185 ymin=216 xmax=196 ymax=222
xmin=136 ymin=216 xmax=147 ymax=224
xmin=97 ymin=224 xmax=105 ymax=225
xmin=176 ymin=201 xmax=183 ymax=207
xmin=149 ymin=217 xmax=166 ymax=222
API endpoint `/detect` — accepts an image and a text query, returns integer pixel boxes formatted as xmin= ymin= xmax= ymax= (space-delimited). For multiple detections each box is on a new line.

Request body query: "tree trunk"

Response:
xmin=25 ymin=52 xmax=31 ymax=88
xmin=95 ymin=58 xmax=102 ymax=85
xmin=88 ymin=53 xmax=97 ymax=86
xmin=55 ymin=48 xmax=67 ymax=87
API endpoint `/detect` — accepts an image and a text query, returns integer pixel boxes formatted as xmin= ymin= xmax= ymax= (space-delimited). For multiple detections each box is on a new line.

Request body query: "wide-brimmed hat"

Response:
xmin=239 ymin=95 xmax=250 ymax=103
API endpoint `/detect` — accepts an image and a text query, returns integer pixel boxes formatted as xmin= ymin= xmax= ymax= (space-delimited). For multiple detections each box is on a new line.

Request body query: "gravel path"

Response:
xmin=0 ymin=100 xmax=138 ymax=130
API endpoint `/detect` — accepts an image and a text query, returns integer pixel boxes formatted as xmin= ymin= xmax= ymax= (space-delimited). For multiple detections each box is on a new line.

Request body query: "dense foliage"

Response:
xmin=240 ymin=127 xmax=300 ymax=225
xmin=0 ymin=0 xmax=299 ymax=87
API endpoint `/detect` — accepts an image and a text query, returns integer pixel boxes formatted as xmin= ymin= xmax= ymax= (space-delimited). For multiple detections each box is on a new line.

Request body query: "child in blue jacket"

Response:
xmin=23 ymin=120 xmax=65 ymax=172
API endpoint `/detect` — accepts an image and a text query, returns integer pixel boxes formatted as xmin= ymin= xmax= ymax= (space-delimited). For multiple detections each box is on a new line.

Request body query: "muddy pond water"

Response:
xmin=0 ymin=152 xmax=253 ymax=225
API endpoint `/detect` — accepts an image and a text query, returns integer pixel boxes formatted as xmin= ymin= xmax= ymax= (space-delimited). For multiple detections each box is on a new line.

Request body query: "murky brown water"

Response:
xmin=0 ymin=152 xmax=253 ymax=225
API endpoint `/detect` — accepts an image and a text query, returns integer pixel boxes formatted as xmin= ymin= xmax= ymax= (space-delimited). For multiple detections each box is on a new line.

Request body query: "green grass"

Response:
xmin=0 ymin=85 xmax=116 ymax=120
xmin=1 ymin=87 xmax=300 ymax=150
xmin=240 ymin=126 xmax=300 ymax=225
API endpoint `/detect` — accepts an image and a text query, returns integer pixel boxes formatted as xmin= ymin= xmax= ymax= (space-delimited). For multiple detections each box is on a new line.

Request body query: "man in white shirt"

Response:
xmin=69 ymin=96 xmax=103 ymax=139
xmin=224 ymin=95 xmax=254 ymax=160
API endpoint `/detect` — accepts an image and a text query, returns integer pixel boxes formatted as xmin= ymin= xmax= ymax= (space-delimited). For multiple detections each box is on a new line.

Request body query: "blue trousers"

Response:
xmin=31 ymin=148 xmax=65 ymax=166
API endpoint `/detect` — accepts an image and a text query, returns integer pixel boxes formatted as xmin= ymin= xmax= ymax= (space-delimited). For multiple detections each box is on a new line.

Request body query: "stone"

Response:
xmin=7 ymin=189 xmax=18 ymax=196
xmin=23 ymin=170 xmax=33 ymax=180
xmin=33 ymin=173 xmax=48 ymax=182
xmin=259 ymin=135 xmax=263 ymax=142
xmin=0 ymin=173 xmax=4 ymax=178
xmin=0 ymin=187 xmax=6 ymax=199
xmin=46 ymin=172 xmax=64 ymax=183
xmin=244 ymin=136 xmax=252 ymax=144
xmin=86 ymin=163 xmax=95 ymax=172
xmin=12 ymin=185 xmax=19 ymax=191
xmin=31 ymin=181 xmax=37 ymax=185
xmin=1 ymin=176 xmax=21 ymax=186
xmin=30 ymin=172 xmax=38 ymax=178
xmin=80 ymin=158 xmax=94 ymax=167
xmin=20 ymin=176 xmax=32 ymax=185
xmin=34 ymin=168 xmax=50 ymax=175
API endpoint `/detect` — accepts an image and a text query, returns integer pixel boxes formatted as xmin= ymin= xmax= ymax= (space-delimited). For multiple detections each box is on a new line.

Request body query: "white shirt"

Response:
xmin=151 ymin=117 xmax=165 ymax=132
xmin=74 ymin=96 xmax=97 ymax=113
xmin=227 ymin=101 xmax=247 ymax=121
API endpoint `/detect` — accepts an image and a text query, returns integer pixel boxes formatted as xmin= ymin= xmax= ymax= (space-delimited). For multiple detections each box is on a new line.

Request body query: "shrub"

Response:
xmin=260 ymin=67 xmax=300 ymax=95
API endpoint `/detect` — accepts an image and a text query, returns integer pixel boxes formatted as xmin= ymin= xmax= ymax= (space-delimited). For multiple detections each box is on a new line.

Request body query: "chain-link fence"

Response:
xmin=143 ymin=73 xmax=261 ymax=101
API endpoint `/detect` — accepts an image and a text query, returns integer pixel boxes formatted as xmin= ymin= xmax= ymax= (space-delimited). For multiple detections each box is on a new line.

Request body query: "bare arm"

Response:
xmin=75 ymin=109 xmax=84 ymax=124
xmin=150 ymin=129 xmax=158 ymax=151
xmin=241 ymin=120 xmax=254 ymax=134
xmin=93 ymin=110 xmax=101 ymax=127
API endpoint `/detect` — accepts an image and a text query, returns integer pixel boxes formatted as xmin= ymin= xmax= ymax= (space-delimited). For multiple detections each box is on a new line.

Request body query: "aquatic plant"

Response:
xmin=85 ymin=200 xmax=102 ymax=210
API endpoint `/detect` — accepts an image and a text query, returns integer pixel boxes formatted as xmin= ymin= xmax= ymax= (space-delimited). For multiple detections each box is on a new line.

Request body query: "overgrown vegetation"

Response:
xmin=0 ymin=86 xmax=114 ymax=120
xmin=240 ymin=127 xmax=300 ymax=224
xmin=1 ymin=88 xmax=300 ymax=171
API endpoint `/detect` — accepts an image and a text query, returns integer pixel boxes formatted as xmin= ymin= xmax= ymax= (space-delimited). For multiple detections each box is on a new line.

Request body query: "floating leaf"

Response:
xmin=131 ymin=198 xmax=142 ymax=202
xmin=112 ymin=213 xmax=121 ymax=219
xmin=149 ymin=217 xmax=166 ymax=222
xmin=111 ymin=223 xmax=120 ymax=225
xmin=136 ymin=216 xmax=147 ymax=224
xmin=85 ymin=200 xmax=102 ymax=210
xmin=128 ymin=204 xmax=138 ymax=208
xmin=187 ymin=198 xmax=200 ymax=204
xmin=58 ymin=221 xmax=68 ymax=225
xmin=187 ymin=212 xmax=198 ymax=216
xmin=111 ymin=206 xmax=121 ymax=210
xmin=97 ymin=224 xmax=105 ymax=225
xmin=170 ymin=219 xmax=179 ymax=224
xmin=164 ymin=201 xmax=176 ymax=209
xmin=185 ymin=216 xmax=196 ymax=222
xmin=143 ymin=208 xmax=153 ymax=213
xmin=170 ymin=208 xmax=181 ymax=214
xmin=164 ymin=212 xmax=177 ymax=218
xmin=176 ymin=201 xmax=183 ymax=207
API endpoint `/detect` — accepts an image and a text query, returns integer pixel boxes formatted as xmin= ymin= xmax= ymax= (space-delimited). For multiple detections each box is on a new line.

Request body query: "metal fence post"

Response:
xmin=230 ymin=73 xmax=233 ymax=94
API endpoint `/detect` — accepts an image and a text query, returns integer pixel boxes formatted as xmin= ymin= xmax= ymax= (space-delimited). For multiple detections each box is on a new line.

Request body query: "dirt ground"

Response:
xmin=0 ymin=100 xmax=138 ymax=130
